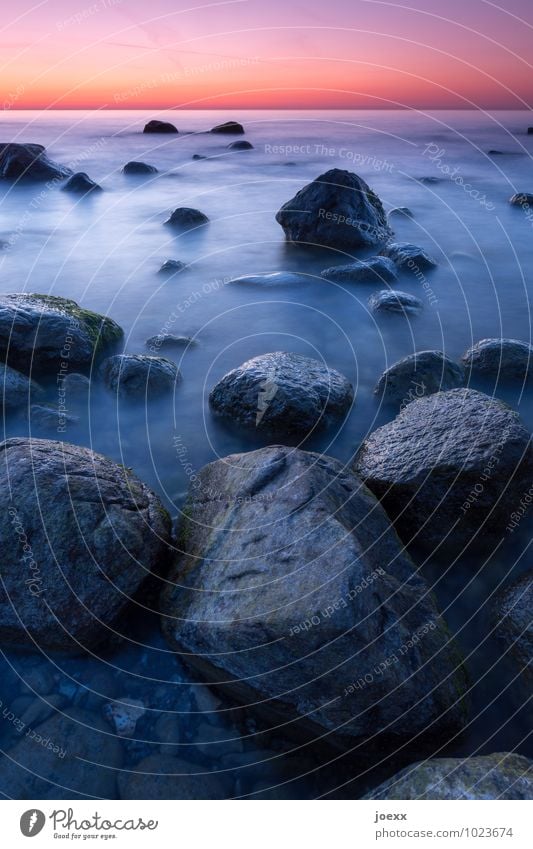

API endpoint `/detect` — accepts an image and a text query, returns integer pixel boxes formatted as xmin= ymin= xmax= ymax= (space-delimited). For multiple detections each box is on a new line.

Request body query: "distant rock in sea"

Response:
xmin=165 ymin=207 xmax=209 ymax=229
xmin=0 ymin=142 xmax=71 ymax=182
xmin=369 ymin=290 xmax=423 ymax=315
xmin=321 ymin=256 xmax=397 ymax=284
xmin=62 ymin=172 xmax=102 ymax=194
xmin=227 ymin=140 xmax=254 ymax=150
xmin=143 ymin=120 xmax=178 ymax=134
xmin=123 ymin=161 xmax=158 ymax=175
xmin=211 ymin=121 xmax=245 ymax=134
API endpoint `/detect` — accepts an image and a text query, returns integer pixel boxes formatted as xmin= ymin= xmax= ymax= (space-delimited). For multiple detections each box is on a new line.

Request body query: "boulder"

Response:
xmin=209 ymin=351 xmax=353 ymax=436
xmin=509 ymin=193 xmax=533 ymax=206
xmin=380 ymin=242 xmax=437 ymax=271
xmin=0 ymin=363 xmax=42 ymax=411
xmin=0 ymin=293 xmax=123 ymax=375
xmin=192 ymin=153 xmax=207 ymax=160
xmin=0 ymin=437 xmax=171 ymax=651
xmin=62 ymin=172 xmax=101 ymax=194
xmin=353 ymin=388 xmax=533 ymax=553
xmin=227 ymin=140 xmax=254 ymax=150
xmin=0 ymin=708 xmax=123 ymax=799
xmin=62 ymin=372 xmax=90 ymax=397
xmin=461 ymin=338 xmax=533 ymax=382
xmin=118 ymin=755 xmax=227 ymax=799
xmin=364 ymin=753 xmax=533 ymax=800
xmin=211 ymin=121 xmax=245 ymax=135
xmin=228 ymin=272 xmax=309 ymax=287
xmin=123 ymin=161 xmax=158 ymax=175
xmin=321 ymin=256 xmax=397 ymax=284
xmin=0 ymin=143 xmax=71 ymax=182
xmin=146 ymin=334 xmax=196 ymax=351
xmin=368 ymin=290 xmax=423 ymax=315
xmin=143 ymin=120 xmax=178 ymax=134
xmin=528 ymin=128 xmax=533 ymax=135
xmin=275 ymin=169 xmax=392 ymax=250
xmin=159 ymin=259 xmax=187 ymax=274
xmin=165 ymin=207 xmax=209 ymax=229
xmin=160 ymin=445 xmax=468 ymax=752
xmin=100 ymin=353 xmax=180 ymax=398
xmin=389 ymin=207 xmax=413 ymax=218
xmin=374 ymin=351 xmax=464 ymax=406
xmin=29 ymin=404 xmax=79 ymax=428
xmin=493 ymin=571 xmax=533 ymax=698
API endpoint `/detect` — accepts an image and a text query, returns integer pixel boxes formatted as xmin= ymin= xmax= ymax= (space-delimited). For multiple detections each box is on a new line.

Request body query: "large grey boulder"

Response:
xmin=321 ymin=256 xmax=397 ymax=284
xmin=209 ymin=351 xmax=354 ymax=436
xmin=275 ymin=169 xmax=392 ymax=250
xmin=493 ymin=571 xmax=533 ymax=700
xmin=100 ymin=354 xmax=180 ymax=398
xmin=461 ymin=338 xmax=533 ymax=382
xmin=0 ymin=143 xmax=71 ymax=182
xmin=0 ymin=708 xmax=123 ymax=799
xmin=0 ymin=437 xmax=172 ymax=652
xmin=161 ymin=445 xmax=469 ymax=752
xmin=354 ymin=389 xmax=533 ymax=553
xmin=380 ymin=242 xmax=437 ymax=272
xmin=1 ymin=363 xmax=42 ymax=411
xmin=369 ymin=290 xmax=423 ymax=315
xmin=0 ymin=293 xmax=123 ymax=375
xmin=165 ymin=207 xmax=209 ymax=229
xmin=118 ymin=755 xmax=227 ymax=799
xmin=364 ymin=753 xmax=533 ymax=800
xmin=375 ymin=351 xmax=464 ymax=406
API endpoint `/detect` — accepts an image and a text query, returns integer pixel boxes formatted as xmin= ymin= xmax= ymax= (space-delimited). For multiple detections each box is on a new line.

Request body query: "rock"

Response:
xmin=62 ymin=172 xmax=101 ymax=194
xmin=103 ymin=698 xmax=145 ymax=737
xmin=418 ymin=176 xmax=440 ymax=184
xmin=493 ymin=571 xmax=533 ymax=698
xmin=0 ymin=363 xmax=42 ymax=411
xmin=100 ymin=354 xmax=180 ymax=398
xmin=209 ymin=351 xmax=353 ymax=436
xmin=18 ymin=694 xmax=66 ymax=731
xmin=63 ymin=372 xmax=90 ymax=397
xmin=19 ymin=665 xmax=55 ymax=697
xmin=0 ymin=293 xmax=123 ymax=375
xmin=0 ymin=437 xmax=171 ymax=651
xmin=123 ymin=161 xmax=158 ymax=174
xmin=380 ymin=242 xmax=437 ymax=271
xmin=118 ymin=755 xmax=227 ymax=799
xmin=227 ymin=140 xmax=254 ymax=150
xmin=368 ymin=290 xmax=423 ymax=315
xmin=146 ymin=334 xmax=196 ymax=352
xmin=0 ymin=708 xmax=123 ymax=799
xmin=154 ymin=714 xmax=182 ymax=756
xmin=194 ymin=724 xmax=243 ymax=758
xmin=192 ymin=154 xmax=207 ymax=160
xmin=509 ymin=192 xmax=533 ymax=206
xmin=29 ymin=404 xmax=79 ymax=428
xmin=353 ymin=388 xmax=533 ymax=553
xmin=190 ymin=684 xmax=222 ymax=715
xmin=159 ymin=259 xmax=187 ymax=274
xmin=165 ymin=207 xmax=209 ymax=229
xmin=228 ymin=272 xmax=309 ymax=287
xmin=160 ymin=445 xmax=468 ymax=752
xmin=528 ymin=128 xmax=533 ymax=135
xmin=211 ymin=121 xmax=245 ymax=135
xmin=0 ymin=142 xmax=71 ymax=182
xmin=364 ymin=753 xmax=533 ymax=800
xmin=321 ymin=256 xmax=397 ymax=284
xmin=143 ymin=120 xmax=178 ymax=134
xmin=461 ymin=338 xmax=533 ymax=382
xmin=389 ymin=207 xmax=413 ymax=218
xmin=275 ymin=168 xmax=392 ymax=250
xmin=375 ymin=351 xmax=464 ymax=406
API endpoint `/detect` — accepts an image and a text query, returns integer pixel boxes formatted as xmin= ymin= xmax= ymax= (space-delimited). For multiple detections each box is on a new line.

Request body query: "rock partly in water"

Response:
xmin=62 ymin=172 xmax=101 ymax=194
xmin=143 ymin=120 xmax=178 ymax=134
xmin=321 ymin=256 xmax=397 ymax=284
xmin=159 ymin=259 xmax=187 ymax=274
xmin=461 ymin=338 xmax=533 ymax=382
xmin=369 ymin=290 xmax=423 ymax=315
xmin=29 ymin=404 xmax=79 ymax=429
xmin=0 ymin=437 xmax=171 ymax=651
xmin=509 ymin=193 xmax=533 ymax=207
xmin=228 ymin=272 xmax=309 ymax=287
xmin=493 ymin=571 xmax=533 ymax=699
xmin=364 ymin=753 xmax=533 ymax=800
xmin=380 ymin=242 xmax=437 ymax=272
xmin=100 ymin=354 xmax=180 ymax=398
xmin=118 ymin=755 xmax=227 ymax=799
xmin=146 ymin=334 xmax=196 ymax=352
xmin=0 ymin=363 xmax=42 ymax=411
xmin=389 ymin=207 xmax=414 ymax=218
xmin=165 ymin=207 xmax=209 ymax=229
xmin=209 ymin=351 xmax=353 ymax=436
xmin=275 ymin=168 xmax=392 ymax=250
xmin=354 ymin=388 xmax=533 ymax=553
xmin=227 ymin=140 xmax=254 ymax=150
xmin=211 ymin=121 xmax=245 ymax=135
xmin=375 ymin=351 xmax=464 ymax=406
xmin=62 ymin=372 xmax=91 ymax=397
xmin=192 ymin=153 xmax=207 ymax=160
xmin=0 ymin=293 xmax=123 ymax=375
xmin=160 ymin=445 xmax=468 ymax=752
xmin=123 ymin=161 xmax=158 ymax=175
xmin=0 ymin=143 xmax=71 ymax=182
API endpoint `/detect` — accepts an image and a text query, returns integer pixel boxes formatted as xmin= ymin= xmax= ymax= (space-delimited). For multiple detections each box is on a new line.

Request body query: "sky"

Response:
xmin=2 ymin=0 xmax=533 ymax=109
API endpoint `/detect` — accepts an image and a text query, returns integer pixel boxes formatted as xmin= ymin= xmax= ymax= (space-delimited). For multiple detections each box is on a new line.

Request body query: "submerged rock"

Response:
xmin=354 ymin=388 xmax=533 ymax=553
xmin=275 ymin=168 xmax=392 ymax=250
xmin=321 ymin=256 xmax=397 ymax=284
xmin=509 ymin=192 xmax=533 ymax=206
xmin=375 ymin=351 xmax=464 ymax=406
xmin=146 ymin=334 xmax=196 ymax=351
xmin=227 ymin=140 xmax=254 ymax=150
xmin=159 ymin=259 xmax=187 ymax=274
xmin=389 ymin=206 xmax=413 ymax=218
xmin=364 ymin=753 xmax=533 ymax=800
xmin=380 ymin=242 xmax=437 ymax=271
xmin=118 ymin=755 xmax=227 ymax=799
xmin=228 ymin=271 xmax=309 ymax=287
xmin=62 ymin=372 xmax=90 ymax=396
xmin=0 ymin=142 xmax=71 ymax=182
xmin=369 ymin=290 xmax=423 ymax=315
xmin=461 ymin=338 xmax=533 ymax=382
xmin=493 ymin=571 xmax=533 ymax=699
xmin=29 ymin=404 xmax=79 ymax=428
xmin=192 ymin=153 xmax=207 ymax=160
xmin=0 ymin=363 xmax=42 ymax=411
xmin=62 ymin=172 xmax=101 ymax=194
xmin=211 ymin=121 xmax=245 ymax=135
xmin=123 ymin=161 xmax=158 ymax=175
xmin=160 ymin=445 xmax=468 ymax=752
xmin=0 ymin=293 xmax=123 ymax=375
xmin=100 ymin=353 xmax=180 ymax=398
xmin=165 ymin=207 xmax=209 ymax=229
xmin=143 ymin=120 xmax=178 ymax=134
xmin=0 ymin=437 xmax=171 ymax=651
xmin=209 ymin=351 xmax=353 ymax=436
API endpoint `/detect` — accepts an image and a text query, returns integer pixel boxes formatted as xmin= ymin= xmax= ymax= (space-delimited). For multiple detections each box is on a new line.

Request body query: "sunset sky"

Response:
xmin=2 ymin=0 xmax=533 ymax=109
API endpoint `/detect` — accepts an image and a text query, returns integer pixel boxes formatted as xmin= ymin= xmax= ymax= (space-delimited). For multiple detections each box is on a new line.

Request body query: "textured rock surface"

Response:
xmin=209 ymin=351 xmax=354 ymax=435
xmin=461 ymin=338 xmax=533 ymax=382
xmin=0 ymin=293 xmax=123 ymax=375
xmin=321 ymin=256 xmax=397 ymax=284
xmin=275 ymin=169 xmax=392 ymax=250
xmin=159 ymin=259 xmax=187 ymax=273
xmin=0 ymin=437 xmax=171 ymax=651
xmin=211 ymin=121 xmax=244 ymax=134
xmin=0 ymin=363 xmax=42 ymax=411
xmin=389 ymin=207 xmax=414 ymax=218
xmin=493 ymin=571 xmax=533 ymax=699
xmin=0 ymin=143 xmax=71 ymax=182
xmin=123 ymin=161 xmax=158 ymax=174
xmin=143 ymin=120 xmax=177 ymax=134
xmin=165 ymin=207 xmax=209 ymax=228
xmin=62 ymin=172 xmax=101 ymax=194
xmin=509 ymin=193 xmax=533 ymax=206
xmin=364 ymin=753 xmax=533 ymax=800
xmin=354 ymin=389 xmax=533 ymax=552
xmin=100 ymin=354 xmax=180 ymax=398
xmin=118 ymin=755 xmax=227 ymax=799
xmin=161 ymin=445 xmax=468 ymax=751
xmin=375 ymin=351 xmax=464 ymax=406
xmin=369 ymin=290 xmax=423 ymax=314
xmin=229 ymin=272 xmax=309 ymax=287
xmin=380 ymin=242 xmax=437 ymax=271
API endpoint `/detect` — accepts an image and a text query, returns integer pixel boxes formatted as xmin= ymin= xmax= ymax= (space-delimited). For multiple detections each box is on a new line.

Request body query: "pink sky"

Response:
xmin=2 ymin=0 xmax=533 ymax=109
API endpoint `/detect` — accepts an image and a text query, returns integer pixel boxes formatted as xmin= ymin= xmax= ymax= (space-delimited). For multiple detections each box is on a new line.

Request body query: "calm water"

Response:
xmin=0 ymin=109 xmax=531 ymax=798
